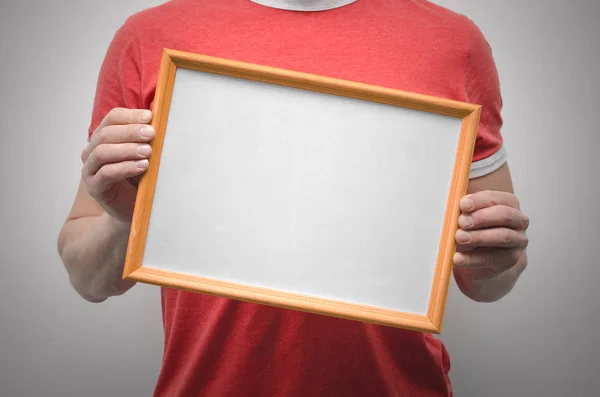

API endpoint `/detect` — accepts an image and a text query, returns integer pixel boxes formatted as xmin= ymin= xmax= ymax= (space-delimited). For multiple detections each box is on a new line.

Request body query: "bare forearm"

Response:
xmin=58 ymin=212 xmax=135 ymax=302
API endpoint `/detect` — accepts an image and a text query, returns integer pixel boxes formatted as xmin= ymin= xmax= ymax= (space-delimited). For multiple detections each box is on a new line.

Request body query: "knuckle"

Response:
xmin=127 ymin=124 xmax=139 ymax=141
xmin=96 ymin=127 xmax=109 ymax=143
xmin=95 ymin=165 xmax=108 ymax=182
xmin=109 ymin=107 xmax=123 ymax=118
xmin=105 ymin=108 xmax=118 ymax=123
xmin=469 ymin=231 xmax=480 ymax=245
xmin=118 ymin=161 xmax=130 ymax=175
xmin=522 ymin=215 xmax=530 ymax=229
xmin=501 ymin=206 xmax=513 ymax=223
xmin=98 ymin=163 xmax=120 ymax=184
xmin=502 ymin=230 xmax=513 ymax=244
xmin=91 ymin=145 xmax=106 ymax=164
xmin=85 ymin=150 xmax=96 ymax=168
xmin=500 ymin=230 xmax=512 ymax=244
xmin=472 ymin=211 xmax=484 ymax=226
xmin=106 ymin=107 xmax=126 ymax=125
xmin=102 ymin=161 xmax=126 ymax=183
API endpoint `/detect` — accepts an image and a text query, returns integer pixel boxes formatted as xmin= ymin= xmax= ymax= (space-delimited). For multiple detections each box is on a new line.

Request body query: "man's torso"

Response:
xmin=100 ymin=1 xmax=485 ymax=395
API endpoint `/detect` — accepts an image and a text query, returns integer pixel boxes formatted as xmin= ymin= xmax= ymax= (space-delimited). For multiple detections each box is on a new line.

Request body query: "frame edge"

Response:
xmin=426 ymin=105 xmax=482 ymax=332
xmin=122 ymin=50 xmax=177 ymax=278
xmin=128 ymin=266 xmax=442 ymax=334
xmin=123 ymin=47 xmax=483 ymax=334
xmin=165 ymin=48 xmax=478 ymax=118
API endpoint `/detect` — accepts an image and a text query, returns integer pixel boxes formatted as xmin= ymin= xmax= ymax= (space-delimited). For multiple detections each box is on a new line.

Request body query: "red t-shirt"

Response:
xmin=88 ymin=1 xmax=505 ymax=396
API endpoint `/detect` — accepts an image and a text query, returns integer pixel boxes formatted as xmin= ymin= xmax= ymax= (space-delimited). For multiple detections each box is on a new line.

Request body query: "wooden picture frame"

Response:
xmin=123 ymin=48 xmax=481 ymax=334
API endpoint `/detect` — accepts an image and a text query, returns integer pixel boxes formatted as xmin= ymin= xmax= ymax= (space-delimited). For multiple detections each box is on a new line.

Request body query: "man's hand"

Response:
xmin=452 ymin=190 xmax=529 ymax=301
xmin=57 ymin=107 xmax=155 ymax=302
xmin=81 ymin=108 xmax=155 ymax=224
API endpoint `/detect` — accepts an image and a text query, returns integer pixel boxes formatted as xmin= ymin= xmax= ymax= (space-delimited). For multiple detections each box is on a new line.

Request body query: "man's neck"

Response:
xmin=250 ymin=0 xmax=358 ymax=12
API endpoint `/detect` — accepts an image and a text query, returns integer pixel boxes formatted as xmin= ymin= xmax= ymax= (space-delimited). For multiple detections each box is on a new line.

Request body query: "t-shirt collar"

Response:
xmin=250 ymin=0 xmax=358 ymax=12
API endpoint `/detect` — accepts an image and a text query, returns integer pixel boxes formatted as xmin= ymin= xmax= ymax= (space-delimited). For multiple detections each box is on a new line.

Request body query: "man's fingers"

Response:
xmin=453 ymin=248 xmax=523 ymax=275
xmin=458 ymin=205 xmax=530 ymax=230
xmin=84 ymin=143 xmax=153 ymax=176
xmin=94 ymin=108 xmax=153 ymax=135
xmin=460 ymin=190 xmax=521 ymax=213
xmin=82 ymin=123 xmax=155 ymax=163
xmin=93 ymin=123 xmax=155 ymax=147
xmin=86 ymin=160 xmax=150 ymax=199
xmin=84 ymin=108 xmax=152 ymax=160
xmin=456 ymin=227 xmax=529 ymax=249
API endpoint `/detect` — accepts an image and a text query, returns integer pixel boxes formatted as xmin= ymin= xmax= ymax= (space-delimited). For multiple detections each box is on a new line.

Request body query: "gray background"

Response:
xmin=1 ymin=0 xmax=598 ymax=396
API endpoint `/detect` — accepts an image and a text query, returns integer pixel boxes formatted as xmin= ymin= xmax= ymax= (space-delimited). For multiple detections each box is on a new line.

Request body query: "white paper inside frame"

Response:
xmin=142 ymin=67 xmax=462 ymax=316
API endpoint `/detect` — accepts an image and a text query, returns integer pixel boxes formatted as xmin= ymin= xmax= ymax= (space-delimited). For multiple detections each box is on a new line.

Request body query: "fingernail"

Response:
xmin=137 ymin=144 xmax=151 ymax=156
xmin=456 ymin=230 xmax=471 ymax=243
xmin=140 ymin=126 xmax=155 ymax=138
xmin=453 ymin=252 xmax=465 ymax=266
xmin=136 ymin=159 xmax=149 ymax=169
xmin=461 ymin=197 xmax=474 ymax=211
xmin=140 ymin=110 xmax=152 ymax=122
xmin=459 ymin=215 xmax=473 ymax=228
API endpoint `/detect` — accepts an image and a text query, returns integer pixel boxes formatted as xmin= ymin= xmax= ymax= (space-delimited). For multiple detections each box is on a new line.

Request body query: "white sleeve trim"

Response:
xmin=469 ymin=144 xmax=507 ymax=179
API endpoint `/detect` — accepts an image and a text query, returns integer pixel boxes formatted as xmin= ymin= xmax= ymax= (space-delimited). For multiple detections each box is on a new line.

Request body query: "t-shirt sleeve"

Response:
xmin=465 ymin=20 xmax=507 ymax=178
xmin=87 ymin=17 xmax=144 ymax=142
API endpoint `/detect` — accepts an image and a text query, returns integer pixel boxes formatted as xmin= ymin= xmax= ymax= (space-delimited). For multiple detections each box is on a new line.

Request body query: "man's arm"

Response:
xmin=57 ymin=14 xmax=156 ymax=302
xmin=57 ymin=108 xmax=154 ymax=303
xmin=453 ymin=161 xmax=529 ymax=302
xmin=57 ymin=179 xmax=135 ymax=303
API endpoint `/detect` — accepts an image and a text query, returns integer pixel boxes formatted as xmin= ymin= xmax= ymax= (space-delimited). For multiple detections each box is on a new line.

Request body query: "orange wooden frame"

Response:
xmin=123 ymin=48 xmax=481 ymax=334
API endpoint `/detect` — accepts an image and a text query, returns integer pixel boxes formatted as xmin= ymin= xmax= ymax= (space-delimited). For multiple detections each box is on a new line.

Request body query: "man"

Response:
xmin=57 ymin=0 xmax=530 ymax=395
